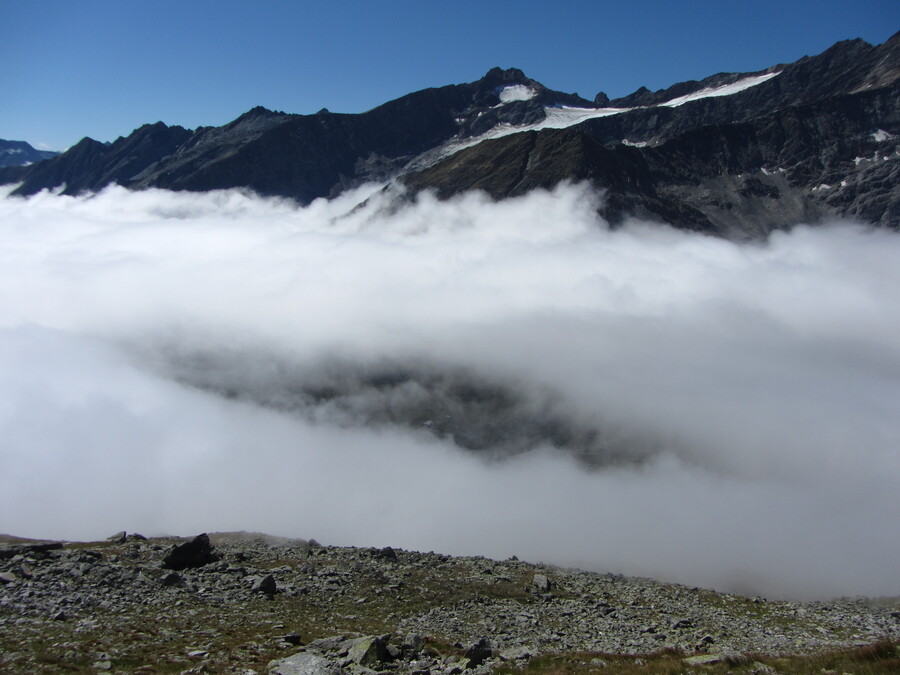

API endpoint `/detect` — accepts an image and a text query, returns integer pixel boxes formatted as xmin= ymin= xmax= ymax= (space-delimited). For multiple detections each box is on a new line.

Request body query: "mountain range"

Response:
xmin=0 ymin=139 xmax=58 ymax=169
xmin=2 ymin=32 xmax=898 ymax=236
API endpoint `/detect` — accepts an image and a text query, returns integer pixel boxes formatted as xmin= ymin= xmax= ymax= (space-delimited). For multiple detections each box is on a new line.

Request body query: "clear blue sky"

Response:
xmin=2 ymin=0 xmax=897 ymax=150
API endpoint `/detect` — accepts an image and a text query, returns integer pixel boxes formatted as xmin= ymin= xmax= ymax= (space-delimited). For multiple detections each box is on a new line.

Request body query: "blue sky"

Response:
xmin=2 ymin=0 xmax=897 ymax=150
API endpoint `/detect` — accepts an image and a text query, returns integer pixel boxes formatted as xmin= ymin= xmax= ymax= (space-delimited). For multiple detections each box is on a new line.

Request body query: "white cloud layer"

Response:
xmin=1 ymin=183 xmax=899 ymax=600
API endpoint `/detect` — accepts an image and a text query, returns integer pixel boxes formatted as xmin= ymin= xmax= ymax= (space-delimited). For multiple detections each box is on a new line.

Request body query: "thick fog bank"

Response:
xmin=1 ymin=183 xmax=899 ymax=600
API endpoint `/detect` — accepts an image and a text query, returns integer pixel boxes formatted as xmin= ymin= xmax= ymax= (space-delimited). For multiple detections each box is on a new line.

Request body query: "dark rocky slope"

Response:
xmin=403 ymin=85 xmax=900 ymax=236
xmin=1 ymin=69 xmax=588 ymax=204
xmin=401 ymin=34 xmax=900 ymax=235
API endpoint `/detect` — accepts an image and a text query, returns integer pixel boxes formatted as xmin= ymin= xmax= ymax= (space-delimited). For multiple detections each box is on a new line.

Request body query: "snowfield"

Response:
xmin=423 ymin=70 xmax=782 ymax=165
xmin=659 ymin=71 xmax=781 ymax=107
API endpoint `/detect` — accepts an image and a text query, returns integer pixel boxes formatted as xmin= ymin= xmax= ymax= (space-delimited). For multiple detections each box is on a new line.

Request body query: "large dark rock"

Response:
xmin=161 ymin=533 xmax=219 ymax=570
xmin=462 ymin=637 xmax=493 ymax=668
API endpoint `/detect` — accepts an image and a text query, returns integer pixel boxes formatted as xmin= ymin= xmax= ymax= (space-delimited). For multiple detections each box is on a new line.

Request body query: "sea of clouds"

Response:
xmin=1 ymin=182 xmax=898 ymax=600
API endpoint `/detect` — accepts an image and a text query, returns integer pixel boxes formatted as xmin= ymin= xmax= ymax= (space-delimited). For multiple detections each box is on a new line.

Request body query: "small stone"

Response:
xmin=375 ymin=546 xmax=398 ymax=561
xmin=684 ymin=651 xmax=744 ymax=666
xmin=0 ymin=571 xmax=16 ymax=584
xmin=306 ymin=635 xmax=348 ymax=652
xmin=500 ymin=646 xmax=531 ymax=661
xmin=683 ymin=654 xmax=724 ymax=666
xmin=403 ymin=634 xmax=424 ymax=653
xmin=107 ymin=531 xmax=127 ymax=543
xmin=161 ymin=572 xmax=184 ymax=587
xmin=462 ymin=637 xmax=492 ymax=668
xmin=253 ymin=574 xmax=277 ymax=596
xmin=283 ymin=632 xmax=303 ymax=646
xmin=532 ymin=574 xmax=551 ymax=592
xmin=52 ymin=610 xmax=67 ymax=621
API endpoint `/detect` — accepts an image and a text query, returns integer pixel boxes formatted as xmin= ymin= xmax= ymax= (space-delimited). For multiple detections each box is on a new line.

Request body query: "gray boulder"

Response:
xmin=347 ymin=635 xmax=391 ymax=667
xmin=269 ymin=652 xmax=345 ymax=674
xmin=532 ymin=574 xmax=551 ymax=592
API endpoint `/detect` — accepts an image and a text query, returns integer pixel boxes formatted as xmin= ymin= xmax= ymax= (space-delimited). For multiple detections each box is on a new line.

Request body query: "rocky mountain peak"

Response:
xmin=480 ymin=66 xmax=531 ymax=86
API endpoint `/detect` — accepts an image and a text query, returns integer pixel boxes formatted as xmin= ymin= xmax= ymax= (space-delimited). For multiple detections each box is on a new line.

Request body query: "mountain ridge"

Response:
xmin=2 ymin=32 xmax=898 ymax=235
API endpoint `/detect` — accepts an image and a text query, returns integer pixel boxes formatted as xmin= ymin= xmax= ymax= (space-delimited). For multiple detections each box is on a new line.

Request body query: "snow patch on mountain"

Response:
xmin=408 ymin=103 xmax=634 ymax=170
xmin=436 ymin=72 xmax=784 ymax=160
xmin=537 ymin=105 xmax=631 ymax=129
xmin=497 ymin=85 xmax=537 ymax=103
xmin=659 ymin=71 xmax=781 ymax=107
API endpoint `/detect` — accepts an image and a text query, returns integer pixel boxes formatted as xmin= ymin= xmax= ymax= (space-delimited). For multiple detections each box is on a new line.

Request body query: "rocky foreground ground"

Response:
xmin=1 ymin=532 xmax=898 ymax=674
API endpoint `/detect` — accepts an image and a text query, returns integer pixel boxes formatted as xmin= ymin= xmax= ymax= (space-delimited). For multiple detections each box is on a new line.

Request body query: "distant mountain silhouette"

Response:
xmin=0 ymin=139 xmax=58 ymax=169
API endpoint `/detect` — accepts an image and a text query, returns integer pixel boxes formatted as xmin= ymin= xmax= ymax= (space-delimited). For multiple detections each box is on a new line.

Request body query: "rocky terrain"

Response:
xmin=1 ymin=532 xmax=898 ymax=674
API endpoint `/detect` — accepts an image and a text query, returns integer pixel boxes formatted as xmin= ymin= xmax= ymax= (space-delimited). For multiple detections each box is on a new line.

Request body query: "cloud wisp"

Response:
xmin=1 ymin=183 xmax=899 ymax=600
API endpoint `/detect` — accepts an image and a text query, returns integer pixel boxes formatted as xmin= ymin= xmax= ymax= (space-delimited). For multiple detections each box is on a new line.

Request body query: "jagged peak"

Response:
xmin=133 ymin=121 xmax=171 ymax=133
xmin=482 ymin=66 xmax=529 ymax=83
xmin=790 ymin=36 xmax=873 ymax=66
xmin=70 ymin=136 xmax=106 ymax=150
xmin=477 ymin=67 xmax=544 ymax=96
xmin=219 ymin=106 xmax=290 ymax=133
xmin=230 ymin=106 xmax=285 ymax=125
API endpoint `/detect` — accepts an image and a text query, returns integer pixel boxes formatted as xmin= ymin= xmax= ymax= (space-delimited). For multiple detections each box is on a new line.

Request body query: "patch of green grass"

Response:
xmin=493 ymin=640 xmax=900 ymax=674
xmin=494 ymin=648 xmax=687 ymax=674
